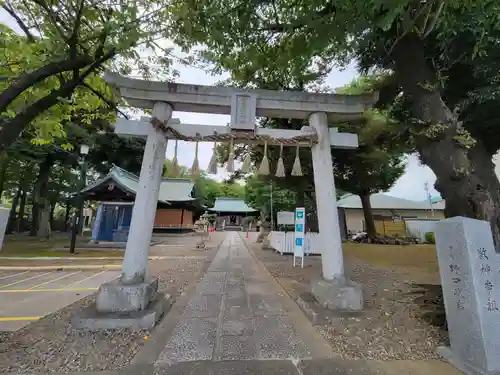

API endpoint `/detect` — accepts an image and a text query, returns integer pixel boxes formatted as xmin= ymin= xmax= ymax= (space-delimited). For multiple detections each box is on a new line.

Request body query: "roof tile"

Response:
xmin=208 ymin=197 xmax=257 ymax=213
xmin=80 ymin=166 xmax=195 ymax=203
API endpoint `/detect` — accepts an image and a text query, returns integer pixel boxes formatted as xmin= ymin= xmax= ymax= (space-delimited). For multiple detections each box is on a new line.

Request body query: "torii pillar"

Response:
xmin=309 ymin=112 xmax=363 ymax=311
xmin=72 ymin=102 xmax=172 ymax=330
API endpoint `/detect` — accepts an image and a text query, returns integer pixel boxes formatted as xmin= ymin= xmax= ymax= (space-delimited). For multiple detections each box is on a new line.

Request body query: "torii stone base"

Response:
xmin=72 ymin=278 xmax=172 ymax=331
xmin=310 ymin=278 xmax=363 ymax=312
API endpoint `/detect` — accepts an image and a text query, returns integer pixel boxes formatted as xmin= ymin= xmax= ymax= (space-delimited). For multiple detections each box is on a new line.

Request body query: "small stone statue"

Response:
xmin=194 ymin=211 xmax=211 ymax=249
xmin=261 ymin=233 xmax=272 ymax=250
xmin=256 ymin=217 xmax=271 ymax=243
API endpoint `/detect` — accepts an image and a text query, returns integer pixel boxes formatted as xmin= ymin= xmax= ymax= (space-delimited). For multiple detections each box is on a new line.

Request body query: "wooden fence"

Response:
xmin=374 ymin=219 xmax=406 ymax=237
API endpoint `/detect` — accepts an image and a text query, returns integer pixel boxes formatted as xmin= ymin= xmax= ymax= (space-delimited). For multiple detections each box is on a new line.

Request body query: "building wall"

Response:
xmin=344 ymin=208 xmax=445 ymax=233
xmin=154 ymin=208 xmax=194 ymax=228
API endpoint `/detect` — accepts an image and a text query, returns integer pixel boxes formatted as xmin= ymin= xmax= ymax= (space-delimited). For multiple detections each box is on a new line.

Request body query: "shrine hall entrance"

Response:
xmin=208 ymin=197 xmax=259 ymax=231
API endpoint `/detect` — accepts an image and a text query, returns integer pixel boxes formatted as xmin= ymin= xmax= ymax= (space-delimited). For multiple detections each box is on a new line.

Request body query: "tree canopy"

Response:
xmin=0 ymin=0 xmax=178 ymax=150
xmin=167 ymin=0 xmax=500 ymax=247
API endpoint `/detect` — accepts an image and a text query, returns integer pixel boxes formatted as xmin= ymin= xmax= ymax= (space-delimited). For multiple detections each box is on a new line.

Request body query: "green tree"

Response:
xmin=220 ymin=182 xmax=245 ymax=199
xmin=194 ymin=174 xmax=222 ymax=208
xmin=0 ymin=0 xmax=176 ymax=150
xmin=89 ymin=133 xmax=146 ymax=175
xmin=167 ymin=0 xmax=500 ymax=246
xmin=244 ymin=175 xmax=296 ymax=218
xmin=335 ymin=81 xmax=406 ymax=237
xmin=162 ymin=159 xmax=191 ymax=178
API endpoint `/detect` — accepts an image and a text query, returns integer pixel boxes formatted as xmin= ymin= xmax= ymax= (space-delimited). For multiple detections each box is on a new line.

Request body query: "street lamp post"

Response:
xmin=269 ymin=181 xmax=274 ymax=231
xmin=70 ymin=144 xmax=89 ymax=254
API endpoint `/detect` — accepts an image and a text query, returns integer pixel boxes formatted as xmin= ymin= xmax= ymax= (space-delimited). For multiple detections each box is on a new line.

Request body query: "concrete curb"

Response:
xmin=0 ymin=265 xmax=121 ymax=271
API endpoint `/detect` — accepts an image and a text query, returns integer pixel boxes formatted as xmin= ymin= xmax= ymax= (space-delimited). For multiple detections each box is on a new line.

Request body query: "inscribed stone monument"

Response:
xmin=435 ymin=216 xmax=500 ymax=375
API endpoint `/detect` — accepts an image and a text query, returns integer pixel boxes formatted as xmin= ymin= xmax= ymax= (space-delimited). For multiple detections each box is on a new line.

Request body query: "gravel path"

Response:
xmin=250 ymin=244 xmax=448 ymax=361
xmin=0 ymin=236 xmax=222 ymax=373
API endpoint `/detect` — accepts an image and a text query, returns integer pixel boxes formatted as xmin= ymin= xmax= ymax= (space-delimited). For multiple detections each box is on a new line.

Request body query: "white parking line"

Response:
xmin=0 ymin=272 xmax=53 ymax=289
xmin=0 ymin=271 xmax=29 ymax=281
xmin=67 ymin=270 xmax=106 ymax=287
xmin=28 ymin=271 xmax=81 ymax=290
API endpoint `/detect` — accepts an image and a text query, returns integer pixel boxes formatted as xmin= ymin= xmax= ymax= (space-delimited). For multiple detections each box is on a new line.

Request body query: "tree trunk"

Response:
xmin=29 ymin=188 xmax=38 ymax=236
xmin=37 ymin=200 xmax=51 ymax=239
xmin=304 ymin=191 xmax=319 ymax=232
xmin=359 ymin=192 xmax=376 ymax=238
xmin=49 ymin=201 xmax=56 ymax=230
xmin=17 ymin=190 xmax=26 ymax=232
xmin=6 ymin=186 xmax=21 ymax=234
xmin=393 ymin=34 xmax=500 ymax=250
xmin=64 ymin=201 xmax=71 ymax=232
xmin=29 ymin=202 xmax=38 ymax=236
xmin=0 ymin=156 xmax=8 ymax=201
xmin=31 ymin=155 xmax=53 ymax=237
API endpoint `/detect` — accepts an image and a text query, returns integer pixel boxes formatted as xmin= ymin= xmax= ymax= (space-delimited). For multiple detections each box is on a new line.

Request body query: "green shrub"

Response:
xmin=425 ymin=232 xmax=435 ymax=244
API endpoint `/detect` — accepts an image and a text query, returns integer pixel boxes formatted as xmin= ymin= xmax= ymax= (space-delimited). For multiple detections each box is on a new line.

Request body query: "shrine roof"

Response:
xmin=79 ymin=165 xmax=196 ymax=203
xmin=208 ymin=197 xmax=258 ymax=213
xmin=337 ymin=193 xmax=445 ymax=210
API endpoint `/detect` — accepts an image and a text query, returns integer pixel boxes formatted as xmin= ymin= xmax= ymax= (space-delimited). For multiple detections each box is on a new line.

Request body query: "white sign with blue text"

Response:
xmin=294 ymin=207 xmax=305 ymax=268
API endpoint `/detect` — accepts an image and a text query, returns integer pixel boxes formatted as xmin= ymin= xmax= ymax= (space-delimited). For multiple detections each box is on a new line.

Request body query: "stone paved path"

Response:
xmin=125 ymin=232 xmax=461 ymax=375
xmin=155 ymin=232 xmax=333 ymax=366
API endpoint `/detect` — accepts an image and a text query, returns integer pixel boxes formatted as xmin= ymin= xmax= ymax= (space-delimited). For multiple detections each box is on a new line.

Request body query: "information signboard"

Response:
xmin=277 ymin=211 xmax=295 ymax=226
xmin=294 ymin=207 xmax=305 ymax=268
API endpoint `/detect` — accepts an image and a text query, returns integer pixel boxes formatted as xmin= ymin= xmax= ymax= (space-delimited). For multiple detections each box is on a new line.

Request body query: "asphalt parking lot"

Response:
xmin=0 ymin=269 xmax=120 ymax=331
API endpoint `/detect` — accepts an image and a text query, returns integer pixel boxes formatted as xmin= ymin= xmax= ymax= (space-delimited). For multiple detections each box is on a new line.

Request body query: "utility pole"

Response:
xmin=424 ymin=182 xmax=435 ymax=217
xmin=70 ymin=144 xmax=90 ymax=253
xmin=269 ymin=181 xmax=274 ymax=231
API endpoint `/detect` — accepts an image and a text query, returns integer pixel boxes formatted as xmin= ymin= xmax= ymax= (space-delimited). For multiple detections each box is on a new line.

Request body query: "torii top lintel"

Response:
xmin=104 ymin=72 xmax=378 ymax=123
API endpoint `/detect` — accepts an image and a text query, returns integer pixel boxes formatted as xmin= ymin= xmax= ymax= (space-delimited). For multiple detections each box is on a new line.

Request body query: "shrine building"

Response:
xmin=79 ymin=165 xmax=202 ymax=242
xmin=208 ymin=197 xmax=259 ymax=230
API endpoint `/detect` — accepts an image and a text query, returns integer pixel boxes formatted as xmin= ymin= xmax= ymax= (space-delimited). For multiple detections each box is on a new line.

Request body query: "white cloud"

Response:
xmin=387 ymin=154 xmax=440 ymax=200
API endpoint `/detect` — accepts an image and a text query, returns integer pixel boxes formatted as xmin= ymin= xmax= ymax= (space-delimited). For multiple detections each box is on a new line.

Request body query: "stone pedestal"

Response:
xmin=72 ymin=277 xmax=170 ymax=330
xmin=261 ymin=235 xmax=271 ymax=250
xmin=435 ymin=217 xmax=500 ymax=375
xmin=311 ymin=278 xmax=363 ymax=312
xmin=96 ymin=278 xmax=159 ymax=313
xmin=256 ymin=221 xmax=270 ymax=243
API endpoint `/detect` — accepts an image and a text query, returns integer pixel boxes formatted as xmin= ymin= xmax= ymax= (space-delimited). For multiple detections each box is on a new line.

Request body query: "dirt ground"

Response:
xmin=0 ymin=233 xmax=213 ymax=267
xmin=250 ymin=241 xmax=447 ymax=360
xmin=0 ymin=233 xmax=225 ymax=373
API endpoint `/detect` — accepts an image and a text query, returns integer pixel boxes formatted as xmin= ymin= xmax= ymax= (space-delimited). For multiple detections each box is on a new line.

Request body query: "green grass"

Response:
xmin=343 ymin=242 xmax=439 ymax=273
xmin=0 ymin=235 xmax=123 ymax=257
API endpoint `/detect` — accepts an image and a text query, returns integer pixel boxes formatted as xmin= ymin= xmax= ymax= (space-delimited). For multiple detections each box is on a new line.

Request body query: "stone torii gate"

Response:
xmin=74 ymin=72 xmax=377 ymax=329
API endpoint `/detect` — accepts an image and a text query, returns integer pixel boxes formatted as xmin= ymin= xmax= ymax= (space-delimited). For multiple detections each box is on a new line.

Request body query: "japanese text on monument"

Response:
xmin=448 ymin=245 xmax=465 ymax=310
xmin=476 ymin=247 xmax=499 ymax=312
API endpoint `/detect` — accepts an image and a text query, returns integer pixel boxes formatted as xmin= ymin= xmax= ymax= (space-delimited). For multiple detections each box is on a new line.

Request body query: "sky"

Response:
xmin=0 ymin=9 xmax=441 ymax=201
